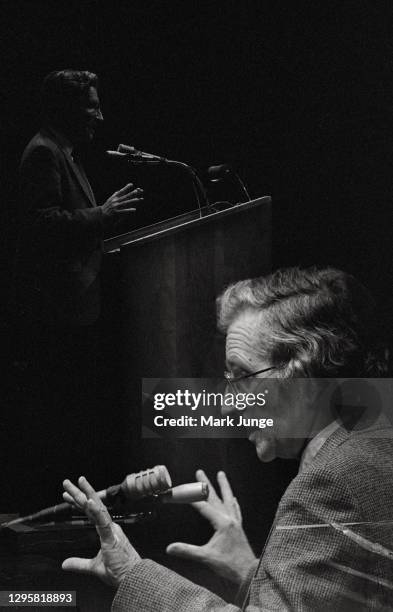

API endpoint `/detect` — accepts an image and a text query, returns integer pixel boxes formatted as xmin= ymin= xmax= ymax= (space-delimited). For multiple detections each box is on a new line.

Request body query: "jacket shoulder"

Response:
xmin=21 ymin=131 xmax=62 ymax=166
xmin=285 ymin=428 xmax=393 ymax=522
xmin=317 ymin=427 xmax=393 ymax=478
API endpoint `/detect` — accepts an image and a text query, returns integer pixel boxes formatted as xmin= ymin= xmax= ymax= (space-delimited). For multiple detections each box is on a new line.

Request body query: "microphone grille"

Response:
xmin=207 ymin=164 xmax=232 ymax=180
xmin=124 ymin=465 xmax=172 ymax=500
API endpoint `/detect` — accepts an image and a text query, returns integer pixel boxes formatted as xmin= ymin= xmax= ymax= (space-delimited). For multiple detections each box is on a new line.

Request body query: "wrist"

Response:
xmin=115 ymin=555 xmax=142 ymax=587
xmin=238 ymin=555 xmax=258 ymax=584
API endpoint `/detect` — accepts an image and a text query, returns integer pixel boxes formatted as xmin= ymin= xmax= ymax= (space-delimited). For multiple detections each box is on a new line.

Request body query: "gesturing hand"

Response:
xmin=101 ymin=182 xmax=143 ymax=216
xmin=62 ymin=476 xmax=140 ymax=588
xmin=166 ymin=470 xmax=257 ymax=585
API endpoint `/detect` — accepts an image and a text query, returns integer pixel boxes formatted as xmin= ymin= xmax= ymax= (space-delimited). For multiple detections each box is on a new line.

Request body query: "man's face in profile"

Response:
xmin=224 ymin=309 xmax=324 ymax=462
xmin=72 ymin=86 xmax=103 ymax=144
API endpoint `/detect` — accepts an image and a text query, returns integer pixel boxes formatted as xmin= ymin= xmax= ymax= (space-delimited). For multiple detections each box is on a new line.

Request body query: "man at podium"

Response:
xmin=16 ymin=69 xmax=143 ymax=325
xmin=62 ymin=267 xmax=393 ymax=610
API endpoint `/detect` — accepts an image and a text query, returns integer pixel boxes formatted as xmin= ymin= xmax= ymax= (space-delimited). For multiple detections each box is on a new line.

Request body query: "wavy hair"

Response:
xmin=41 ymin=69 xmax=98 ymax=126
xmin=217 ymin=267 xmax=387 ymax=377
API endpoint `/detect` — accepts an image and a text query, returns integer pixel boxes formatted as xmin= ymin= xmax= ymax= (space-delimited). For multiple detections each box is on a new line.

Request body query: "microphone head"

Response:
xmin=207 ymin=164 xmax=232 ymax=182
xmin=122 ymin=465 xmax=172 ymax=500
xmin=106 ymin=150 xmax=128 ymax=158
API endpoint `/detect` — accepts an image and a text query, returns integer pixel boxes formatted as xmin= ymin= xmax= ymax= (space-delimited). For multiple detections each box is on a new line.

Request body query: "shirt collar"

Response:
xmin=299 ymin=420 xmax=341 ymax=473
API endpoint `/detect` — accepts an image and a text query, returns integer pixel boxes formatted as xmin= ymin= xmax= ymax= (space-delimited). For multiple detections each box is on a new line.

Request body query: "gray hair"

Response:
xmin=217 ymin=267 xmax=386 ymax=377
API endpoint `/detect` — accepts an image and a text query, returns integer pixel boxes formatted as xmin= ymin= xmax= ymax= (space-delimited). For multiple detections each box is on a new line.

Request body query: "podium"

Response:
xmin=104 ymin=196 xmax=271 ymax=378
xmin=102 ymin=197 xmax=272 ymax=496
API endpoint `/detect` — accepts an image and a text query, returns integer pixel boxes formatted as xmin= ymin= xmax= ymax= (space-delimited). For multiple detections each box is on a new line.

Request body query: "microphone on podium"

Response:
xmin=207 ymin=164 xmax=251 ymax=202
xmin=106 ymin=144 xmax=209 ymax=209
xmin=106 ymin=149 xmax=165 ymax=164
xmin=1 ymin=466 xmax=208 ymax=529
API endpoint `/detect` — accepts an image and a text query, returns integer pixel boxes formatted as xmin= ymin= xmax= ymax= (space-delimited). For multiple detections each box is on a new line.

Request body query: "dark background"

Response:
xmin=1 ymin=0 xmax=393 ymax=595
xmin=2 ymin=1 xmax=393 ymax=302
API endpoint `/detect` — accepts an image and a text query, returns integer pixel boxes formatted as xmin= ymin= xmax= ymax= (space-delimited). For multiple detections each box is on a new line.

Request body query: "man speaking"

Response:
xmin=61 ymin=267 xmax=393 ymax=611
xmin=16 ymin=69 xmax=143 ymax=325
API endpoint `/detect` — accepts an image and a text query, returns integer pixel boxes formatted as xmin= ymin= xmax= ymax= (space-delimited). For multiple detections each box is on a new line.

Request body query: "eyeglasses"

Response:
xmin=224 ymin=366 xmax=277 ymax=393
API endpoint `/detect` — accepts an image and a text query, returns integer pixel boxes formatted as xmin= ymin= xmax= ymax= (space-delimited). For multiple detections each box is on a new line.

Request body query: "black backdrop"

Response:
xmin=2 ymin=2 xmax=393 ymax=305
xmin=1 ymin=0 xmax=393 ymax=582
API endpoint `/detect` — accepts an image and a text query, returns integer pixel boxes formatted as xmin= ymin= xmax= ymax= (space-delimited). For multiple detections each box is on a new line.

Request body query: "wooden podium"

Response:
xmin=104 ymin=196 xmax=271 ymax=376
xmin=102 ymin=197 xmax=272 ymax=492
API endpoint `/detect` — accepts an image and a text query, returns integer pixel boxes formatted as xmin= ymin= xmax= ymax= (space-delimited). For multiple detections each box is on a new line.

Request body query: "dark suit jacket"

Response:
xmin=111 ymin=418 xmax=393 ymax=611
xmin=15 ymin=127 xmax=104 ymax=325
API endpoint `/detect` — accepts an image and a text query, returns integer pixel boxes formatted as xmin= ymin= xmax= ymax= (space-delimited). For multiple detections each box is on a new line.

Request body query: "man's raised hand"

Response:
xmin=166 ymin=470 xmax=257 ymax=585
xmin=101 ymin=182 xmax=143 ymax=216
xmin=62 ymin=476 xmax=140 ymax=588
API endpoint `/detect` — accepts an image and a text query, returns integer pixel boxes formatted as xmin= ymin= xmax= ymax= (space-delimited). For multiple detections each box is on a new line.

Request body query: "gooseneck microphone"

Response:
xmin=207 ymin=163 xmax=251 ymax=202
xmin=1 ymin=466 xmax=208 ymax=529
xmin=106 ymin=147 xmax=209 ymax=212
xmin=106 ymin=149 xmax=165 ymax=164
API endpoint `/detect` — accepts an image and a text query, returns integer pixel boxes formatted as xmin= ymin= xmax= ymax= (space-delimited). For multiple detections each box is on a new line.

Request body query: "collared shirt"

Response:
xmin=299 ymin=420 xmax=340 ymax=473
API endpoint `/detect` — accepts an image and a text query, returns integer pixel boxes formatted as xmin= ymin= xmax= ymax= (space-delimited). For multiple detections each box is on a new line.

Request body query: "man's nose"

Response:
xmin=96 ymin=108 xmax=104 ymax=121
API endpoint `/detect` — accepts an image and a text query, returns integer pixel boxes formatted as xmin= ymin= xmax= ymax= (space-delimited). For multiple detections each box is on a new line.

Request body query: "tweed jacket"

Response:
xmin=112 ymin=418 xmax=393 ymax=611
xmin=15 ymin=127 xmax=104 ymax=325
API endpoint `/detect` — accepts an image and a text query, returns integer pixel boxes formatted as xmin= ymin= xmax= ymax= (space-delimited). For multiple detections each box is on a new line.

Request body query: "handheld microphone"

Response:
xmin=103 ymin=465 xmax=171 ymax=503
xmin=1 ymin=466 xmax=208 ymax=529
xmin=159 ymin=482 xmax=208 ymax=504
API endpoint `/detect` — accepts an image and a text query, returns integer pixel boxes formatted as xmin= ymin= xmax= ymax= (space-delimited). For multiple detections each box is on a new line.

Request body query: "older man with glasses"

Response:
xmin=62 ymin=266 xmax=393 ymax=611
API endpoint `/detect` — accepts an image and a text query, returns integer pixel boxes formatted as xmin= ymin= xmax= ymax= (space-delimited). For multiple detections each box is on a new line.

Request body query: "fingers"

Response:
xmin=116 ymin=207 xmax=137 ymax=214
xmin=115 ymin=182 xmax=136 ymax=196
xmin=216 ymin=471 xmax=242 ymax=521
xmin=102 ymin=184 xmax=143 ymax=217
xmin=191 ymin=500 xmax=230 ymax=530
xmin=217 ymin=471 xmax=235 ymax=508
xmin=113 ymin=186 xmax=143 ymax=212
xmin=78 ymin=476 xmax=105 ymax=508
xmin=191 ymin=500 xmax=218 ymax=524
xmin=62 ymin=491 xmax=76 ymax=506
xmin=62 ymin=556 xmax=94 ymax=574
xmin=115 ymin=197 xmax=143 ymax=210
xmin=232 ymin=497 xmax=243 ymax=523
xmin=166 ymin=542 xmax=205 ymax=562
xmin=86 ymin=498 xmax=117 ymax=545
xmin=77 ymin=477 xmax=116 ymax=544
xmin=63 ymin=478 xmax=88 ymax=509
xmin=116 ymin=187 xmax=143 ymax=202
xmin=63 ymin=477 xmax=116 ymax=546
xmin=195 ymin=470 xmax=221 ymax=506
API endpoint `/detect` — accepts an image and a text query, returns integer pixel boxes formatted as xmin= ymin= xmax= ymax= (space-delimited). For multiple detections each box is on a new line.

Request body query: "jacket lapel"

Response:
xmin=42 ymin=127 xmax=96 ymax=207
xmin=64 ymin=152 xmax=96 ymax=207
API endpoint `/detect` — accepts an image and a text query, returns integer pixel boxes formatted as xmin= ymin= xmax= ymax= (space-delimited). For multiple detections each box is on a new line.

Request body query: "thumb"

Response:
xmin=62 ymin=556 xmax=94 ymax=574
xmin=166 ymin=542 xmax=205 ymax=563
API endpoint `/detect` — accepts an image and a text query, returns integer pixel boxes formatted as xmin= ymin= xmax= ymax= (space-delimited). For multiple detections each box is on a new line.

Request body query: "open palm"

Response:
xmin=167 ymin=470 xmax=257 ymax=585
